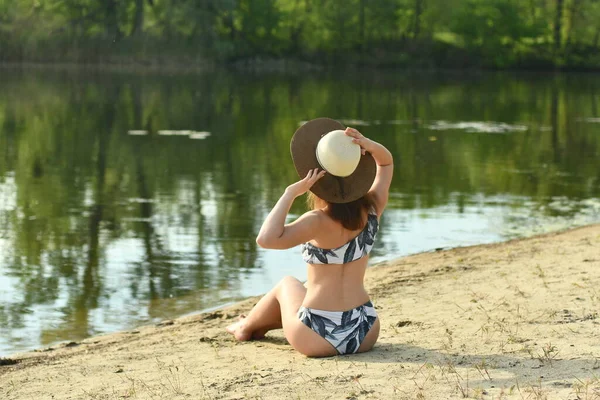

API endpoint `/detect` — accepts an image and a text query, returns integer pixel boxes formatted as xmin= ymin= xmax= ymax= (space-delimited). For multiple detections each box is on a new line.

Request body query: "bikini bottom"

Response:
xmin=297 ymin=301 xmax=377 ymax=355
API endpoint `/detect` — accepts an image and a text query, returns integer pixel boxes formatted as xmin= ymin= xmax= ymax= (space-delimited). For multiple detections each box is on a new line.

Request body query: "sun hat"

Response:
xmin=290 ymin=118 xmax=376 ymax=203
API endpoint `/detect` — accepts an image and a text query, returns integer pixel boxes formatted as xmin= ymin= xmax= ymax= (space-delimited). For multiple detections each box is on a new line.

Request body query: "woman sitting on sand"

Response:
xmin=226 ymin=118 xmax=393 ymax=357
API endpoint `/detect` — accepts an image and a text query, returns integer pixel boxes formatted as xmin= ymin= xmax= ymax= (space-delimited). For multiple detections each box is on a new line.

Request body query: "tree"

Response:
xmin=554 ymin=0 xmax=564 ymax=52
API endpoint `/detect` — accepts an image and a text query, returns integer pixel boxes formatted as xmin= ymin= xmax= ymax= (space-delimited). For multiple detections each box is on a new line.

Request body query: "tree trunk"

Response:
xmin=564 ymin=0 xmax=580 ymax=49
xmin=335 ymin=5 xmax=345 ymax=48
xmin=359 ymin=0 xmax=366 ymax=51
xmin=553 ymin=0 xmax=564 ymax=52
xmin=224 ymin=1 xmax=237 ymax=42
xmin=414 ymin=0 xmax=423 ymax=39
xmin=130 ymin=0 xmax=145 ymax=37
xmin=105 ymin=0 xmax=121 ymax=39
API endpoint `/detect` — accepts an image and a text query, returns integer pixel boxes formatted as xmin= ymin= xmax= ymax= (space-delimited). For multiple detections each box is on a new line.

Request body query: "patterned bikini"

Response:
xmin=297 ymin=210 xmax=379 ymax=354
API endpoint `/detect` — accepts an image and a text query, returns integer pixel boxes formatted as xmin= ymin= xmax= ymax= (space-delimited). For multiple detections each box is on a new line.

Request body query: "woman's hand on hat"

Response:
xmin=285 ymin=168 xmax=326 ymax=198
xmin=344 ymin=127 xmax=370 ymax=155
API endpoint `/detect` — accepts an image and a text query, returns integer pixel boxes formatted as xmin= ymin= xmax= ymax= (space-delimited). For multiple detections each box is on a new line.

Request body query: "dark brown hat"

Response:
xmin=290 ymin=118 xmax=376 ymax=203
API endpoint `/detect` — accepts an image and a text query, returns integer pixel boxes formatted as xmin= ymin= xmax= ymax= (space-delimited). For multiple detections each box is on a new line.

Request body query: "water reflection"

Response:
xmin=0 ymin=69 xmax=599 ymax=355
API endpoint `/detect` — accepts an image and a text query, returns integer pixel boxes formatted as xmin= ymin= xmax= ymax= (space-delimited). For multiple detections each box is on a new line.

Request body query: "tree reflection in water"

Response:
xmin=0 ymin=69 xmax=599 ymax=355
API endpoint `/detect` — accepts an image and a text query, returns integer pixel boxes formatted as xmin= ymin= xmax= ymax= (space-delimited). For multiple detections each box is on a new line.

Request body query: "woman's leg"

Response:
xmin=226 ymin=276 xmax=336 ymax=356
xmin=226 ymin=276 xmax=347 ymax=357
xmin=226 ymin=276 xmax=306 ymax=341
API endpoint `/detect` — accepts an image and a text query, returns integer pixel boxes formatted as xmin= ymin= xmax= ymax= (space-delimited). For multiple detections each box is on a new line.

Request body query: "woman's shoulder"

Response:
xmin=302 ymin=208 xmax=340 ymax=232
xmin=302 ymin=209 xmax=325 ymax=219
xmin=298 ymin=209 xmax=327 ymax=226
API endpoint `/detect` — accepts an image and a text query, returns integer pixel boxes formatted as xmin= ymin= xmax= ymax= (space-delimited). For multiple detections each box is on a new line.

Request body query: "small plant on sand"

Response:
xmin=572 ymin=375 xmax=600 ymax=400
xmin=155 ymin=358 xmax=185 ymax=396
xmin=537 ymin=343 xmax=560 ymax=366
xmin=210 ymin=341 xmax=220 ymax=357
xmin=197 ymin=374 xmax=214 ymax=400
xmin=443 ymin=328 xmax=454 ymax=350
xmin=496 ymin=385 xmax=517 ymax=399
xmin=4 ymin=380 xmax=17 ymax=396
xmin=512 ymin=286 xmax=528 ymax=298
xmin=121 ymin=375 xmax=139 ymax=399
xmin=437 ymin=359 xmax=472 ymax=398
xmin=520 ymin=343 xmax=535 ymax=359
xmin=412 ymin=362 xmax=436 ymax=399
xmin=164 ymin=365 xmax=184 ymax=395
xmin=589 ymin=286 xmax=600 ymax=308
xmin=451 ymin=367 xmax=470 ymax=398
xmin=498 ymin=339 xmax=508 ymax=354
xmin=81 ymin=388 xmax=104 ymax=399
xmin=476 ymin=323 xmax=491 ymax=340
xmin=525 ymin=379 xmax=548 ymax=400
xmin=470 ymin=290 xmax=489 ymax=303
xmin=534 ymin=264 xmax=549 ymax=288
xmin=507 ymin=334 xmax=528 ymax=352
xmin=120 ymin=373 xmax=163 ymax=399
xmin=471 ymin=387 xmax=487 ymax=399
xmin=474 ymin=360 xmax=492 ymax=381
xmin=351 ymin=374 xmax=374 ymax=396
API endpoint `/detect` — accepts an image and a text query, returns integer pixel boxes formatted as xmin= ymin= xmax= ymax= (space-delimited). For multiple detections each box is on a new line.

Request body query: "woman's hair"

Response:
xmin=307 ymin=192 xmax=376 ymax=231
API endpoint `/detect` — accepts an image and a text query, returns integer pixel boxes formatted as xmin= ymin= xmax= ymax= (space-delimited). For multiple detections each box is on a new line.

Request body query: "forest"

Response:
xmin=1 ymin=0 xmax=600 ymax=69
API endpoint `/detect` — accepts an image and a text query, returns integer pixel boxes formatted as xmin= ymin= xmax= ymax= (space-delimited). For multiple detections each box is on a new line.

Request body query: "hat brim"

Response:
xmin=290 ymin=118 xmax=376 ymax=203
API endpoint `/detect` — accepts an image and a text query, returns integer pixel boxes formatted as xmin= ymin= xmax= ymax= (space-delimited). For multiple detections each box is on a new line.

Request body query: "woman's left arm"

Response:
xmin=256 ymin=168 xmax=325 ymax=249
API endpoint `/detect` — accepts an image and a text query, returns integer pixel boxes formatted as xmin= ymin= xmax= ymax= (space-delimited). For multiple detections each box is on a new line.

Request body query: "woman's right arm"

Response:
xmin=256 ymin=168 xmax=326 ymax=249
xmin=345 ymin=128 xmax=393 ymax=215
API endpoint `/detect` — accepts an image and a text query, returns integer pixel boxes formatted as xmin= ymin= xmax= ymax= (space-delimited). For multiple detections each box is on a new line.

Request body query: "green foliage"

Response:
xmin=0 ymin=0 xmax=600 ymax=68
xmin=450 ymin=0 xmax=548 ymax=67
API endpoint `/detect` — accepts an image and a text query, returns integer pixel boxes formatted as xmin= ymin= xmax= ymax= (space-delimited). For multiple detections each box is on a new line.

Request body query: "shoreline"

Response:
xmin=2 ymin=223 xmax=600 ymax=399
xmin=4 ymin=60 xmax=600 ymax=75
xmin=0 ymin=223 xmax=579 ymax=359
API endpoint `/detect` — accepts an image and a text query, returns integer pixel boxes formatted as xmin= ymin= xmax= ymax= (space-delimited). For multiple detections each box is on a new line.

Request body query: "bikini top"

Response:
xmin=301 ymin=209 xmax=379 ymax=265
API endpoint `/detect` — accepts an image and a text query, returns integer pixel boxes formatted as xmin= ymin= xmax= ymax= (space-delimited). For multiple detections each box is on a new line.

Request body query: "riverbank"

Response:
xmin=1 ymin=224 xmax=599 ymax=399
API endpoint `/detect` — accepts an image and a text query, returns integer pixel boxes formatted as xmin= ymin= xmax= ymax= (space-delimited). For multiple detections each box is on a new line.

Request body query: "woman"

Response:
xmin=226 ymin=118 xmax=393 ymax=357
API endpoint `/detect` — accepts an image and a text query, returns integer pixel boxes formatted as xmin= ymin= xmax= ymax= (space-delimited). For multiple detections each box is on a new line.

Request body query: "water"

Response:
xmin=0 ymin=68 xmax=599 ymax=356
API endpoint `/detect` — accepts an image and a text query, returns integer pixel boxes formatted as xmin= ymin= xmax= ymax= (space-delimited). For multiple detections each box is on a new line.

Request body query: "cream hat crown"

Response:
xmin=290 ymin=118 xmax=376 ymax=203
xmin=315 ymin=130 xmax=361 ymax=177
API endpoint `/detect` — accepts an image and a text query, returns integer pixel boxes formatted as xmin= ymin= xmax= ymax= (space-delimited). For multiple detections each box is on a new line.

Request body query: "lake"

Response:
xmin=1 ymin=67 xmax=599 ymax=356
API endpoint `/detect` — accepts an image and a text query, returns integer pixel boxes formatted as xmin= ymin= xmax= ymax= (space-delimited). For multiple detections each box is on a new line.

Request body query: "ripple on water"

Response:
xmin=338 ymin=119 xmax=372 ymax=126
xmin=127 ymin=198 xmax=157 ymax=203
xmin=298 ymin=119 xmax=533 ymax=132
xmin=189 ymin=132 xmax=211 ymax=140
xmin=158 ymin=130 xmax=193 ymax=136
xmin=426 ymin=121 xmax=529 ymax=133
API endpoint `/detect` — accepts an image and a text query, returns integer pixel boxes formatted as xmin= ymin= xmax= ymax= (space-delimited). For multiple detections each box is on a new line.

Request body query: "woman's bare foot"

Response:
xmin=225 ymin=316 xmax=252 ymax=341
xmin=225 ymin=315 xmax=269 ymax=341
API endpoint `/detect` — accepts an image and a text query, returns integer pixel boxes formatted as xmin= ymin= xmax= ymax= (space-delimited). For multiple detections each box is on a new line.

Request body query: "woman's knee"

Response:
xmin=277 ymin=275 xmax=302 ymax=288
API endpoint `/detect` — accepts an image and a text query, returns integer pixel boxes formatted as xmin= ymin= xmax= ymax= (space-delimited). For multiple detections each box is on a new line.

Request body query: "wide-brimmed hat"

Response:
xmin=290 ymin=118 xmax=376 ymax=203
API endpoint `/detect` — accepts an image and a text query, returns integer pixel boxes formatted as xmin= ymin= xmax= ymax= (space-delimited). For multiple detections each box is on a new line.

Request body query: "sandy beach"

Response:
xmin=1 ymin=224 xmax=599 ymax=400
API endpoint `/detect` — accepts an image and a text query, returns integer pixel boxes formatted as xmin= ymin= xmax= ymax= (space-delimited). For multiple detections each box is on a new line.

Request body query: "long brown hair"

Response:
xmin=307 ymin=192 xmax=376 ymax=231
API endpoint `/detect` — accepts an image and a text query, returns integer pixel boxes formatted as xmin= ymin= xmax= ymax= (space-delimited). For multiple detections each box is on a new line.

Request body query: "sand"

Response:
xmin=1 ymin=225 xmax=599 ymax=400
